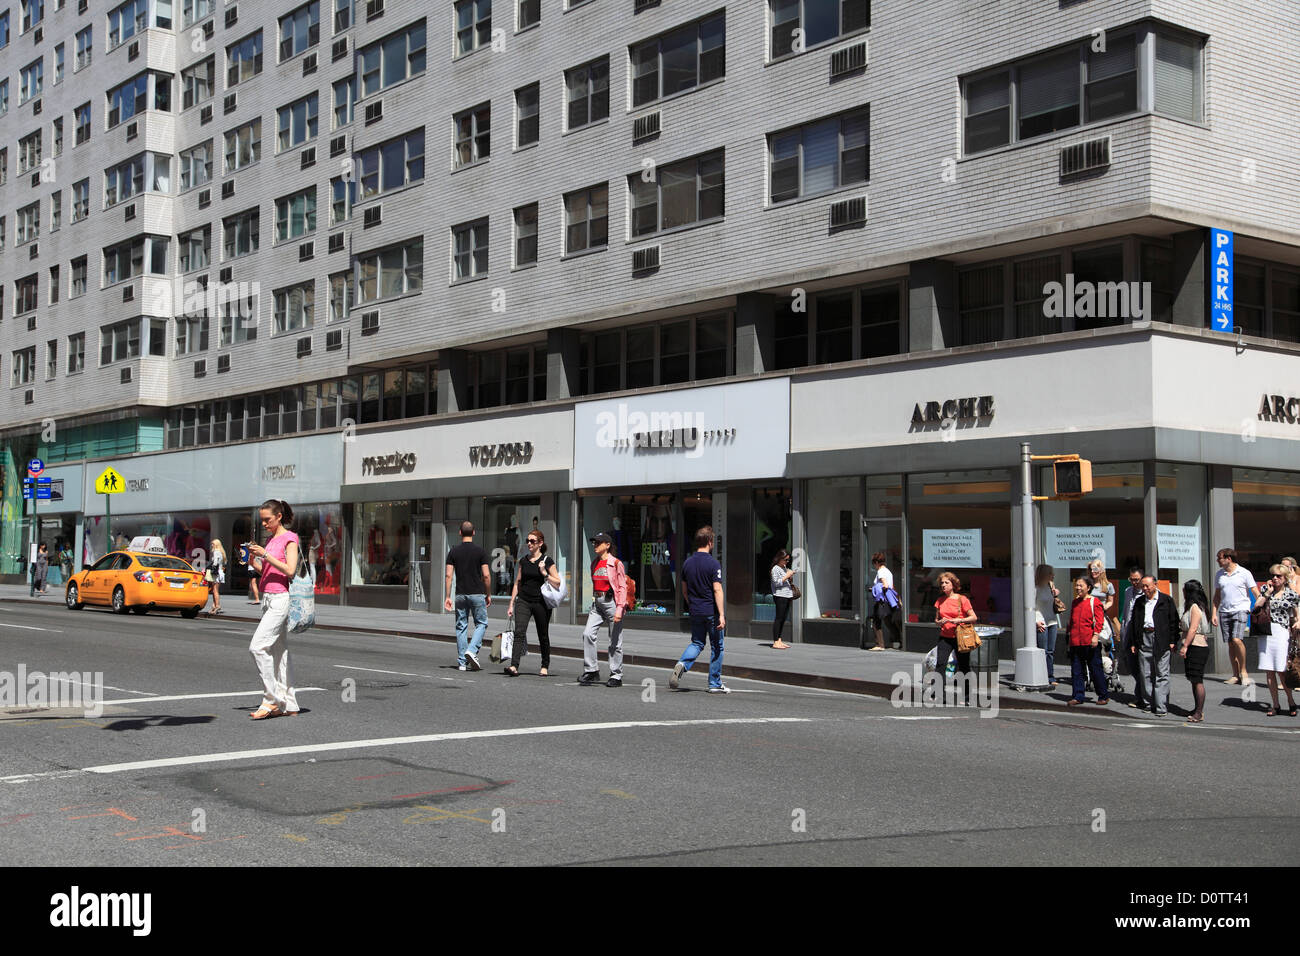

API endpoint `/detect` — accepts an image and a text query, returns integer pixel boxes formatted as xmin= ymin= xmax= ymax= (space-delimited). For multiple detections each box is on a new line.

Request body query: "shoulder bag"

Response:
xmin=287 ymin=557 xmax=316 ymax=633
xmin=955 ymin=597 xmax=981 ymax=652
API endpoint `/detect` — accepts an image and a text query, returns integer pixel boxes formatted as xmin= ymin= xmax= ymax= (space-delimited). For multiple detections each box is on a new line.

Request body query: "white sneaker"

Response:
xmin=465 ymin=652 xmax=481 ymax=672
xmin=707 ymin=684 xmax=731 ymax=695
xmin=669 ymin=662 xmax=685 ymax=689
xmin=458 ymin=665 xmax=467 ymax=672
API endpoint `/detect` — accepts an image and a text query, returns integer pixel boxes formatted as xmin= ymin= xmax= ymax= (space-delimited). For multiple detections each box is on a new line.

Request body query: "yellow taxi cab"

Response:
xmin=65 ymin=537 xmax=208 ymax=618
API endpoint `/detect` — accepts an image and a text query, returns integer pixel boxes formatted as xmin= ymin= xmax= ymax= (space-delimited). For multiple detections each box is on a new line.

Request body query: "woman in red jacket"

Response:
xmin=1067 ymin=576 xmax=1110 ymax=706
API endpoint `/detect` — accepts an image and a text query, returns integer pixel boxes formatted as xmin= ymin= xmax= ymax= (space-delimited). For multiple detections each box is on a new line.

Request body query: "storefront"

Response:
xmin=6 ymin=464 xmax=86 ymax=590
xmin=788 ymin=329 xmax=1300 ymax=673
xmin=572 ymin=378 xmax=792 ymax=636
xmin=82 ymin=433 xmax=344 ymax=601
xmin=341 ymin=406 xmax=574 ymax=614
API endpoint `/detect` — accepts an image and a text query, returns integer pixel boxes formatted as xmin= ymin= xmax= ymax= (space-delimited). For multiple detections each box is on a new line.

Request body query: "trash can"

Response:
xmin=969 ymin=626 xmax=1005 ymax=673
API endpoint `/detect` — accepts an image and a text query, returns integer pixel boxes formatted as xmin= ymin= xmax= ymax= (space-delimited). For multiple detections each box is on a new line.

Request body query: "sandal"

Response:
xmin=249 ymin=704 xmax=281 ymax=720
xmin=1265 ymin=706 xmax=1278 ymax=717
xmin=539 ymin=668 xmax=549 ymax=677
xmin=505 ymin=667 xmax=518 ymax=677
xmin=1186 ymin=714 xmax=1203 ymax=723
xmin=1289 ymin=707 xmax=1298 ymax=717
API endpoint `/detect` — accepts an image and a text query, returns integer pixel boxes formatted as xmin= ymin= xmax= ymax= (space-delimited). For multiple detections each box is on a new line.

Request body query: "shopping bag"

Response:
xmin=541 ymin=577 xmax=568 ymax=609
xmin=287 ymin=563 xmax=316 ymax=633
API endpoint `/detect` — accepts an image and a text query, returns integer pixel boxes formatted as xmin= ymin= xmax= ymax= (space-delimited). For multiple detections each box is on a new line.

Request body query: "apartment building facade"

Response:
xmin=2 ymin=0 xmax=1299 ymax=667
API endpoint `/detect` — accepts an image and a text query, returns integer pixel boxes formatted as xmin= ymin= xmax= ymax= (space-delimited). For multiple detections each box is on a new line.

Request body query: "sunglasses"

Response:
xmin=527 ymin=538 xmax=539 ymax=544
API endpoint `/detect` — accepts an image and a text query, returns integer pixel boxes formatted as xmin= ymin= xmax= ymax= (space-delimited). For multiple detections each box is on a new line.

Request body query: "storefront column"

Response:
xmin=1143 ymin=461 xmax=1159 ymax=576
xmin=546 ymin=329 xmax=581 ymax=401
xmin=437 ymin=349 xmax=470 ymax=414
xmin=735 ymin=292 xmax=775 ymax=375
xmin=1207 ymin=464 xmax=1234 ymax=555
xmin=1011 ymin=467 xmax=1030 ymax=655
xmin=1172 ymin=229 xmax=1208 ymax=328
xmin=907 ymin=259 xmax=958 ymax=351
xmin=791 ymin=479 xmax=805 ymax=644
xmin=430 ymin=499 xmax=448 ymax=613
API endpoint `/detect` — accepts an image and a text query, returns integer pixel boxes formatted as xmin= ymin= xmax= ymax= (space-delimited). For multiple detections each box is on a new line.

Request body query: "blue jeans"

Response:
xmin=455 ymin=594 xmax=488 ymax=665
xmin=680 ymin=614 xmax=725 ymax=688
xmin=1037 ymin=623 xmax=1058 ymax=681
xmin=1070 ymin=645 xmax=1108 ymax=702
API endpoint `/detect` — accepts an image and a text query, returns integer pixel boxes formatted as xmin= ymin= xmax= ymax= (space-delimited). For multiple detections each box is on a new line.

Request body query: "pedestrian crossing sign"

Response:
xmin=95 ymin=467 xmax=125 ymax=495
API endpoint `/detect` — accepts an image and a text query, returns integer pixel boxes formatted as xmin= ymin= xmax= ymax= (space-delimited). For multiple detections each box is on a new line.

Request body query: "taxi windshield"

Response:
xmin=134 ymin=555 xmax=195 ymax=571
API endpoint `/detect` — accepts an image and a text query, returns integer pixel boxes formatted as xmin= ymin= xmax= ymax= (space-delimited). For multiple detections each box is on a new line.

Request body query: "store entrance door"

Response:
xmin=862 ymin=517 xmax=907 ymax=650
xmin=410 ymin=517 xmax=432 ymax=611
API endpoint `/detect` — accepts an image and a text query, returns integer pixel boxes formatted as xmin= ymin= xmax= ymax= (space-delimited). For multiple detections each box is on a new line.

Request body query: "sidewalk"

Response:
xmin=3 ymin=584 xmax=1291 ymax=728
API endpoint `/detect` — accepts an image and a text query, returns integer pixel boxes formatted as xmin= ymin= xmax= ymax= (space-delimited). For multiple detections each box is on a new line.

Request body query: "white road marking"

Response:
xmin=99 ymin=688 xmax=326 ymax=706
xmin=333 ymin=664 xmax=460 ymax=682
xmin=0 ymin=622 xmax=63 ymax=633
xmin=49 ymin=677 xmax=157 ymax=697
xmin=0 ymin=717 xmax=816 ymax=781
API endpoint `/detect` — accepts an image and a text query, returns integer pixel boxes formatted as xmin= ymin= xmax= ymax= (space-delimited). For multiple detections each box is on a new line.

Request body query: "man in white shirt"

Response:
xmin=1212 ymin=547 xmax=1260 ymax=685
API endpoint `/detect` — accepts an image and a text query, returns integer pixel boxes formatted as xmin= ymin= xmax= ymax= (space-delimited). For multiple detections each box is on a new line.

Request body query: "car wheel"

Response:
xmin=112 ymin=586 xmax=130 ymax=615
xmin=180 ymin=607 xmax=200 ymax=619
xmin=131 ymin=606 xmax=149 ymax=615
xmin=66 ymin=584 xmax=83 ymax=610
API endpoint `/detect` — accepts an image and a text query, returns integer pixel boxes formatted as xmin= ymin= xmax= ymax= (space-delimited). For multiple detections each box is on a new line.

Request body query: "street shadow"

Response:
xmin=102 ymin=715 xmax=218 ymax=732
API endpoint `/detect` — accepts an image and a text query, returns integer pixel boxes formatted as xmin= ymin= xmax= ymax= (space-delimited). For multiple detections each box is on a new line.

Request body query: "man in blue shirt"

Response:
xmin=669 ymin=525 xmax=729 ymax=694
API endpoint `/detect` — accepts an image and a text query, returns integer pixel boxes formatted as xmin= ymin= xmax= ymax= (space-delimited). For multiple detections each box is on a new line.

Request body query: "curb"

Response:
xmin=4 ymin=596 xmax=1137 ymax=717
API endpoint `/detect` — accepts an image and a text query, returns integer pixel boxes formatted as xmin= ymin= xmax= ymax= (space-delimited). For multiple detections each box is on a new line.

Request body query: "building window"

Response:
xmin=358 ymin=20 xmax=427 ymax=98
xmin=453 ymin=104 xmax=490 ymax=167
xmin=107 ymin=0 xmax=147 ymax=49
xmin=226 ymin=32 xmax=264 ymax=88
xmin=12 ymin=347 xmax=36 ymax=387
xmin=53 ymin=43 xmax=64 ymax=84
xmin=106 ymin=74 xmax=149 ymax=129
xmin=356 ymin=127 xmax=424 ymax=197
xmin=20 ymin=58 xmax=43 ymax=105
xmin=75 ymin=102 xmax=91 ymax=145
xmin=101 ymin=235 xmax=167 ymax=284
xmin=1153 ymin=30 xmax=1201 ymax=121
xmin=175 ymin=312 xmax=210 ymax=354
xmin=67 ymin=333 xmax=85 ymax=373
xmin=771 ymin=0 xmax=869 ymax=59
xmin=179 ymin=226 xmax=210 ymax=272
xmin=0 ymin=79 xmax=8 ymax=116
xmin=179 ymin=141 xmax=213 ymax=190
xmin=49 ymin=192 xmax=61 ymax=232
xmin=333 ymin=75 xmax=356 ymax=128
xmin=183 ymin=0 xmax=215 ymax=28
xmin=513 ymin=203 xmax=537 ymax=267
xmin=18 ymin=130 xmax=41 ymax=175
xmin=0 ymin=11 xmax=8 ymax=50
xmin=631 ymin=11 xmax=725 ymax=108
xmin=104 ymin=153 xmax=147 ymax=207
xmin=329 ymin=270 xmax=353 ymax=321
xmin=564 ymin=184 xmax=608 ymax=254
xmin=222 ymin=208 xmax=260 ymax=259
xmin=17 ymin=202 xmax=40 ymax=245
xmin=275 ymin=187 xmax=317 ymax=241
xmin=21 ymin=0 xmax=44 ymax=33
xmin=454 ymin=0 xmax=491 ymax=56
xmin=70 ymin=256 xmax=88 ymax=297
xmin=630 ymin=149 xmax=724 ymax=237
xmin=518 ymin=0 xmax=539 ymax=31
xmin=16 ymin=274 xmax=38 ymax=314
xmin=274 ymin=281 xmax=314 ymax=332
xmin=277 ymin=93 xmax=319 ymax=151
xmin=52 ymin=117 xmax=63 ymax=155
xmin=72 ymin=179 xmax=90 ymax=222
xmin=75 ymin=25 xmax=92 ymax=70
xmin=46 ymin=339 xmax=57 ymax=379
xmin=566 ymin=57 xmax=609 ymax=131
xmin=331 ymin=175 xmax=356 ymax=224
xmin=224 ymin=119 xmax=262 ymax=171
xmin=334 ymin=0 xmax=353 ymax=32
xmin=958 ymin=264 xmax=1005 ymax=345
xmin=452 ymin=218 xmax=489 ymax=281
xmin=768 ymin=106 xmax=868 ymax=203
xmin=219 ymin=293 xmax=257 ymax=345
xmin=182 ymin=57 xmax=215 ymax=110
xmin=99 ymin=319 xmax=142 ymax=365
xmin=357 ymin=237 xmax=423 ymax=302
xmin=515 ymin=83 xmax=538 ymax=147
xmin=279 ymin=1 xmax=320 ymax=61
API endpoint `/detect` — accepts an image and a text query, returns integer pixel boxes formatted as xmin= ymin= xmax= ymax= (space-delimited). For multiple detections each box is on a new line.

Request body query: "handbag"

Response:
xmin=1053 ymin=595 xmax=1067 ymax=615
xmin=287 ymin=560 xmax=316 ymax=633
xmin=204 ymin=568 xmax=215 ymax=584
xmin=540 ymin=561 xmax=568 ymax=609
xmin=790 ymin=584 xmax=802 ymax=600
xmin=1249 ymin=603 xmax=1272 ymax=638
xmin=956 ymin=622 xmax=981 ymax=652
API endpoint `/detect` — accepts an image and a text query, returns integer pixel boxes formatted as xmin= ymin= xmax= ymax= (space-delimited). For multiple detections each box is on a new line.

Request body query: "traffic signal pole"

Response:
xmin=1016 ymin=443 xmax=1049 ymax=689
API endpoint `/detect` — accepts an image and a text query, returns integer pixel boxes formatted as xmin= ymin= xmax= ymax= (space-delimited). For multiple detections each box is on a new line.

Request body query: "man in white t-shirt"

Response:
xmin=869 ymin=552 xmax=901 ymax=651
xmin=1212 ymin=547 xmax=1261 ymax=685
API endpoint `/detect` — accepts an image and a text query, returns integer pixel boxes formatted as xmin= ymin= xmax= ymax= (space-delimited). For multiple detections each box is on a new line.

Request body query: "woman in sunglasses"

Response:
xmin=506 ymin=529 xmax=562 ymax=677
xmin=1257 ymin=565 xmax=1299 ymax=716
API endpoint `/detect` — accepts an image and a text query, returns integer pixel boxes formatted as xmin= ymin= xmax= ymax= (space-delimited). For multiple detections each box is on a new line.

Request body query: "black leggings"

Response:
xmin=512 ymin=596 xmax=551 ymax=669
xmin=935 ymin=635 xmax=971 ymax=676
xmin=773 ymin=597 xmax=792 ymax=641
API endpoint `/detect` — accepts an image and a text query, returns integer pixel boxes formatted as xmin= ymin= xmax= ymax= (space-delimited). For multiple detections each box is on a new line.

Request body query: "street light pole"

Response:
xmin=1016 ymin=442 xmax=1048 ymax=689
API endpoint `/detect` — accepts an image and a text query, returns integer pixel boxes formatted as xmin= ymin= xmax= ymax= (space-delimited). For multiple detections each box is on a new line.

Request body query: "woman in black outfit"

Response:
xmin=506 ymin=529 xmax=562 ymax=676
xmin=1178 ymin=579 xmax=1212 ymax=723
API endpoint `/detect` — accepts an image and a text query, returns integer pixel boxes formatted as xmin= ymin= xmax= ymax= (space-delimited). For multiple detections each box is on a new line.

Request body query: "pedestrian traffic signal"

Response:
xmin=1052 ymin=457 xmax=1093 ymax=498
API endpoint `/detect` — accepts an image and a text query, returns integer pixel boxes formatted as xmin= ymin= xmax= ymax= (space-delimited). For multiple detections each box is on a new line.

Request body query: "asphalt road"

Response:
xmin=2 ymin=600 xmax=1297 ymax=867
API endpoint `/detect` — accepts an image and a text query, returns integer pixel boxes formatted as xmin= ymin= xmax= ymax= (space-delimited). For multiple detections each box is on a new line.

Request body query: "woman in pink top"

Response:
xmin=247 ymin=499 xmax=301 ymax=720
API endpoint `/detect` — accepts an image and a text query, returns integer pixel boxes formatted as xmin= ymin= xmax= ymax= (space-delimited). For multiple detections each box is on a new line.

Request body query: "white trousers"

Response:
xmin=250 ymin=592 xmax=298 ymax=712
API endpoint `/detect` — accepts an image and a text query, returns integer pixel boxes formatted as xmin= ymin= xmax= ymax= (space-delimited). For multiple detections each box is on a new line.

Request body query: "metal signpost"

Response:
xmin=95 ymin=467 xmax=126 ymax=551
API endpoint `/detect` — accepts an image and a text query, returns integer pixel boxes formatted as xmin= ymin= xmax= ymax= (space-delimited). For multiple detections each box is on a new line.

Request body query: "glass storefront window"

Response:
xmin=908 ymin=470 xmax=1012 ymax=627
xmin=351 ymin=500 xmax=411 ymax=586
xmin=1232 ymin=468 xmax=1300 ymax=571
xmin=483 ymin=496 xmax=541 ymax=596
xmin=582 ymin=493 xmax=677 ymax=616
xmin=804 ymin=476 xmax=861 ymax=621
xmin=751 ymin=486 xmax=792 ymax=623
xmin=1154 ymin=463 xmax=1207 ymax=602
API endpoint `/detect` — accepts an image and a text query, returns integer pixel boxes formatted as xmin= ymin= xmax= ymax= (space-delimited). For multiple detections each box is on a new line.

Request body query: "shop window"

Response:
xmin=294 ymin=504 xmax=343 ymax=594
xmin=360 ymin=372 xmax=381 ymax=423
xmin=214 ymin=400 xmax=229 ymax=442
xmin=383 ymin=369 xmax=403 ymax=421
xmin=229 ymin=397 xmax=246 ymax=441
xmin=483 ymin=498 xmax=541 ymax=596
xmin=1232 ymin=468 xmax=1300 ymax=571
xmin=907 ymin=470 xmax=1013 ymax=627
xmin=1154 ymin=463 xmax=1207 ymax=600
xmin=196 ymin=403 xmax=212 ymax=444
xmin=280 ymin=387 xmax=301 ymax=434
xmin=582 ymin=494 xmax=677 ymax=616
xmin=263 ymin=391 xmax=282 ymax=437
xmin=245 ymin=394 xmax=262 ymax=440
xmin=301 ymin=385 xmax=318 ymax=432
xmin=339 ymin=376 xmax=359 ymax=426
xmin=751 ymin=486 xmax=793 ymax=624
xmin=815 ymin=294 xmax=852 ymax=364
xmin=352 ymin=500 xmax=411 ymax=586
xmin=803 ymin=477 xmax=860 ymax=622
xmin=319 ymin=380 xmax=340 ymax=428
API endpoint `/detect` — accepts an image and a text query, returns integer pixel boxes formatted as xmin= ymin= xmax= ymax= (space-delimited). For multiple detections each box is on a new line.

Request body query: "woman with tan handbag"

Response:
xmin=934 ymin=571 xmax=977 ymax=678
xmin=1066 ymin=576 xmax=1110 ymax=706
